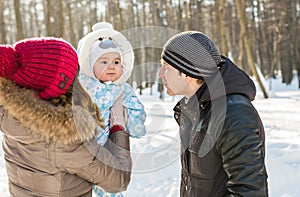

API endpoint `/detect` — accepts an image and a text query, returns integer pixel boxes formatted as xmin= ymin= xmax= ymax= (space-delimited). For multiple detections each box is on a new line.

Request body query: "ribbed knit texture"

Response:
xmin=0 ymin=37 xmax=79 ymax=99
xmin=0 ymin=45 xmax=19 ymax=81
xmin=161 ymin=31 xmax=221 ymax=79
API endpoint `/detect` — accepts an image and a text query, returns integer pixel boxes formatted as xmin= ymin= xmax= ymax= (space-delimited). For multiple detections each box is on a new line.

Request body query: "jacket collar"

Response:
xmin=0 ymin=77 xmax=98 ymax=145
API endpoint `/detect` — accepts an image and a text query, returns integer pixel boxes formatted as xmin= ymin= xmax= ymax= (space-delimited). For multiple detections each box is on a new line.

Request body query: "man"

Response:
xmin=158 ymin=31 xmax=268 ymax=196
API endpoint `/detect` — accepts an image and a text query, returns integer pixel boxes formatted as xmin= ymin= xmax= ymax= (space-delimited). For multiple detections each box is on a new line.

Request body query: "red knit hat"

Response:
xmin=0 ymin=37 xmax=78 ymax=99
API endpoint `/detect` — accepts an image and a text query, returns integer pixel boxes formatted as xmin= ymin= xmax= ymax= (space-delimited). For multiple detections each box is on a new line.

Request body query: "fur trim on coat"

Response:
xmin=0 ymin=77 xmax=98 ymax=145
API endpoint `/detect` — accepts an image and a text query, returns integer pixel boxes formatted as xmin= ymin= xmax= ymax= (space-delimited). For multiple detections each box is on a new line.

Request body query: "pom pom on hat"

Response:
xmin=0 ymin=45 xmax=19 ymax=80
xmin=92 ymin=22 xmax=113 ymax=31
xmin=77 ymin=22 xmax=134 ymax=84
xmin=0 ymin=37 xmax=79 ymax=99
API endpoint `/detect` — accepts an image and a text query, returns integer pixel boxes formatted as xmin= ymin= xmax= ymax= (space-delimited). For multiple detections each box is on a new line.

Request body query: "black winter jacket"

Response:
xmin=174 ymin=57 xmax=268 ymax=197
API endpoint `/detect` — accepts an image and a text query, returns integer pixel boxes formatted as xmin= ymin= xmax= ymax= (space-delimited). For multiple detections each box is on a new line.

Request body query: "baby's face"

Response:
xmin=93 ymin=52 xmax=123 ymax=82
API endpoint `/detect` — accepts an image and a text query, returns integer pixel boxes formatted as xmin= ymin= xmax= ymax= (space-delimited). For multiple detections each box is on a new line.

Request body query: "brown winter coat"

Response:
xmin=0 ymin=77 xmax=132 ymax=197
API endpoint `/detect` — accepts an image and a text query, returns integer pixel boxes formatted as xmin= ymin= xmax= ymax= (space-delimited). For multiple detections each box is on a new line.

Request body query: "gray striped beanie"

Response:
xmin=161 ymin=31 xmax=221 ymax=79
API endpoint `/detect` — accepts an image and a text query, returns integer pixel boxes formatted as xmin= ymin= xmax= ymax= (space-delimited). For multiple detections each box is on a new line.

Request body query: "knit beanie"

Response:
xmin=77 ymin=22 xmax=134 ymax=84
xmin=0 ymin=37 xmax=78 ymax=99
xmin=161 ymin=31 xmax=222 ymax=79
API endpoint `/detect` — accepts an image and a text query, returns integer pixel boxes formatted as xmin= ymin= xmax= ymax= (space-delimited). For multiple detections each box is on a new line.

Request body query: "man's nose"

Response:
xmin=158 ymin=66 xmax=164 ymax=79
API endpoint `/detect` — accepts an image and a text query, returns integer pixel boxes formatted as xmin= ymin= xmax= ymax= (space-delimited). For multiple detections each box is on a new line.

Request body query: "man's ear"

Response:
xmin=185 ymin=75 xmax=193 ymax=82
xmin=186 ymin=75 xmax=204 ymax=86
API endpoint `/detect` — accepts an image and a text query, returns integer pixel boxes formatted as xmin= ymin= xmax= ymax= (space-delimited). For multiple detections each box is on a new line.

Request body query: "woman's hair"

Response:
xmin=72 ymin=77 xmax=104 ymax=128
xmin=50 ymin=73 xmax=104 ymax=129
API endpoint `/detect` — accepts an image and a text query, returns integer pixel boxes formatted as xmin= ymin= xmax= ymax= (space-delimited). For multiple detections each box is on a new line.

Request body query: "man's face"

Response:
xmin=158 ymin=60 xmax=189 ymax=96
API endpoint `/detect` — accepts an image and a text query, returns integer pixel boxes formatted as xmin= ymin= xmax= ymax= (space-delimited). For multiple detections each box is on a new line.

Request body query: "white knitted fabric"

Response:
xmin=77 ymin=22 xmax=134 ymax=84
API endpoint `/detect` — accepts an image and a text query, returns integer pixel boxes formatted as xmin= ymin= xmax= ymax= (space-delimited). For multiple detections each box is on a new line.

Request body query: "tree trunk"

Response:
xmin=116 ymin=0 xmax=123 ymax=31
xmin=224 ymin=1 xmax=233 ymax=58
xmin=183 ymin=1 xmax=190 ymax=30
xmin=195 ymin=0 xmax=203 ymax=31
xmin=45 ymin=0 xmax=51 ymax=36
xmin=66 ymin=2 xmax=76 ymax=46
xmin=287 ymin=0 xmax=297 ymax=84
xmin=13 ymin=0 xmax=24 ymax=40
xmin=295 ymin=0 xmax=300 ymax=88
xmin=215 ymin=0 xmax=228 ymax=55
xmin=279 ymin=0 xmax=293 ymax=84
xmin=0 ymin=0 xmax=7 ymax=43
xmin=236 ymin=0 xmax=268 ymax=98
xmin=32 ymin=0 xmax=42 ymax=37
xmin=58 ymin=0 xmax=64 ymax=37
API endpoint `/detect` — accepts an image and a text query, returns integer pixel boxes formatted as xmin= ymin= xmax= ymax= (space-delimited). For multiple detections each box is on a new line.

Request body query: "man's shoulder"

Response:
xmin=226 ymin=94 xmax=252 ymax=106
xmin=225 ymin=94 xmax=259 ymax=125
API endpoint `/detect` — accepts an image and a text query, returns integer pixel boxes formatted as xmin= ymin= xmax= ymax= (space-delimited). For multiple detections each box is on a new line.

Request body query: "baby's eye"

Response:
xmin=100 ymin=60 xmax=108 ymax=64
xmin=114 ymin=60 xmax=121 ymax=65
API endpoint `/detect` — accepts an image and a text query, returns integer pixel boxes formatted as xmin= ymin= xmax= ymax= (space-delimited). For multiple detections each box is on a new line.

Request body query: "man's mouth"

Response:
xmin=163 ymin=80 xmax=168 ymax=87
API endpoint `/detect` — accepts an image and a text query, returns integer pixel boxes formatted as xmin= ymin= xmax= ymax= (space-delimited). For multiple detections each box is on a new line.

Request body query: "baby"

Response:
xmin=77 ymin=22 xmax=146 ymax=197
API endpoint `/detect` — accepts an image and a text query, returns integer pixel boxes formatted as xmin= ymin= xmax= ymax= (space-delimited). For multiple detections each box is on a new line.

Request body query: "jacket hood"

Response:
xmin=0 ymin=77 xmax=98 ymax=145
xmin=198 ymin=56 xmax=256 ymax=102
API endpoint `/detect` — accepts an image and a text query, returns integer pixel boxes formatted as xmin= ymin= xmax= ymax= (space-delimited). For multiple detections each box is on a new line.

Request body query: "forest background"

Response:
xmin=1 ymin=0 xmax=299 ymax=97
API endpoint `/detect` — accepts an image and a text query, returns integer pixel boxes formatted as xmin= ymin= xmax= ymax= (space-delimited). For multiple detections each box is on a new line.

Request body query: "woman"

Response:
xmin=0 ymin=37 xmax=132 ymax=196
